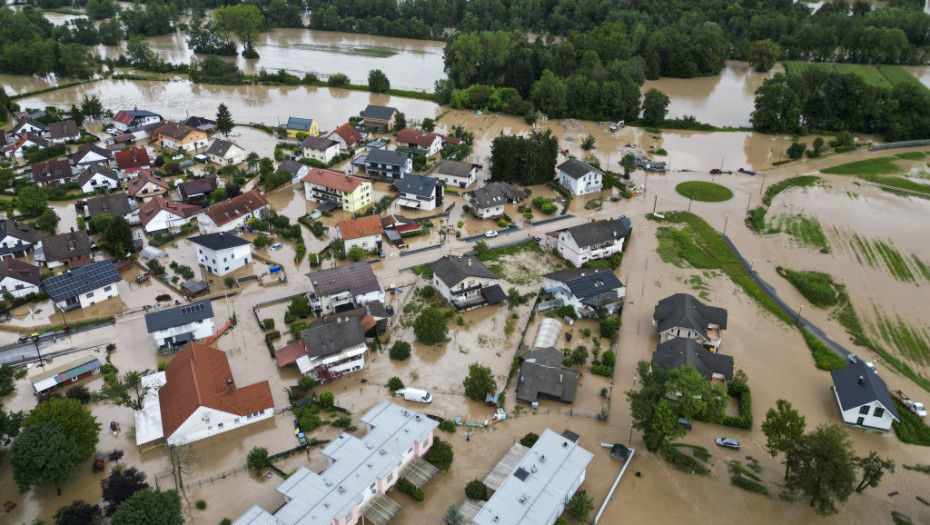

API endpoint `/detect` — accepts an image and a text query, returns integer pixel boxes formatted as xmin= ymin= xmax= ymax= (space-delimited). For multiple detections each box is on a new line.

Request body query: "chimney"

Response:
xmin=226 ymin=377 xmax=233 ymax=385
xmin=857 ymin=376 xmax=864 ymax=385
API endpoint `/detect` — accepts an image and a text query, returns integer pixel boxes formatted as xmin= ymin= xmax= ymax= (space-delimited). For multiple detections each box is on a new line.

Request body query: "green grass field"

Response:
xmin=784 ymin=62 xmax=930 ymax=94
xmin=766 ymin=214 xmax=829 ymax=250
xmin=821 ymin=157 xmax=903 ymax=176
xmin=675 ymin=181 xmax=734 ymax=202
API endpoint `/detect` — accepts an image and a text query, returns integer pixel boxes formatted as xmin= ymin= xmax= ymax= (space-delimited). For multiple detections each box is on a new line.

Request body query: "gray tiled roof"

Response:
xmin=366 ymin=148 xmax=410 ymax=166
xmin=40 ymin=231 xmax=92 ymax=262
xmin=177 ymin=177 xmax=218 ymax=199
xmin=0 ymin=258 xmax=40 ymax=285
xmin=558 ymin=158 xmax=603 ymax=180
xmin=0 ymin=221 xmax=40 ymax=244
xmin=300 ymin=136 xmax=338 ymax=150
xmin=144 ymin=300 xmax=215 ymax=333
xmin=85 ymin=193 xmax=132 ymax=218
xmin=278 ymin=160 xmax=305 ymax=176
xmin=652 ymin=338 xmax=734 ymax=382
xmin=361 ymin=104 xmax=397 ymax=122
xmin=76 ymin=164 xmax=119 ymax=187
xmin=188 ymin=232 xmax=251 ymax=251
xmin=516 ymin=348 xmax=579 ymax=403
xmin=544 ymin=268 xmax=623 ymax=299
xmin=465 ymin=182 xmax=525 ymax=208
xmin=831 ymin=361 xmax=900 ymax=420
xmin=562 ymin=218 xmax=630 ymax=248
xmin=653 ymin=293 xmax=728 ymax=340
xmin=42 ymin=260 xmax=120 ymax=303
xmin=392 ymin=173 xmax=441 ymax=198
xmin=306 ymin=262 xmax=381 ymax=298
xmin=430 ymin=255 xmax=499 ymax=287
xmin=206 ymin=139 xmax=237 ymax=157
xmin=300 ymin=317 xmax=366 ymax=358
xmin=437 ymin=159 xmax=477 ymax=178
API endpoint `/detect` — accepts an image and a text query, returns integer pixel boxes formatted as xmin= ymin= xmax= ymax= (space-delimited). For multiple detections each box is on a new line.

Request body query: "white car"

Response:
xmin=171 ymin=154 xmax=185 ymax=161
xmin=269 ymin=243 xmax=283 ymax=251
xmin=484 ymin=230 xmax=498 ymax=238
xmin=105 ymin=127 xmax=118 ymax=135
xmin=911 ymin=402 xmax=927 ymax=418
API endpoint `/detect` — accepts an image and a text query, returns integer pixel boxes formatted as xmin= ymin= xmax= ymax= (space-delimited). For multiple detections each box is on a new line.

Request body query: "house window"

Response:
xmin=386 ymin=473 xmax=393 ymax=482
xmin=859 ymin=406 xmax=870 ymax=414
xmin=104 ymin=285 xmax=112 ymax=292
xmin=423 ymin=437 xmax=430 ymax=447
xmin=218 ymin=423 xmax=224 ymax=429
xmin=234 ymin=418 xmax=240 ymax=424
xmin=86 ymin=292 xmax=94 ymax=298
xmin=873 ymin=407 xmax=885 ymax=418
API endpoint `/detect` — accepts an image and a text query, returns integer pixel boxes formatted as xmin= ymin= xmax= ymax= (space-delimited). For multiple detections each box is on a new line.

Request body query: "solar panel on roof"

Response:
xmin=513 ymin=467 xmax=529 ymax=481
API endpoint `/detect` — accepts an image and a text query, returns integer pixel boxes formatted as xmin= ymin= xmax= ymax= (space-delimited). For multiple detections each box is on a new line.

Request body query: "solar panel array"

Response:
xmin=42 ymin=261 xmax=120 ymax=303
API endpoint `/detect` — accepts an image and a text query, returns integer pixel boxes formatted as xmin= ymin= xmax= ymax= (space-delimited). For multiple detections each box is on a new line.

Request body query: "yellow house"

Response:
xmin=286 ymin=117 xmax=319 ymax=139
xmin=301 ymin=168 xmax=372 ymax=214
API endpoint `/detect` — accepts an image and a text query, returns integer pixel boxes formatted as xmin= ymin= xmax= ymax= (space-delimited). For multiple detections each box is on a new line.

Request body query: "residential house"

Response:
xmin=76 ymin=165 xmax=120 ymax=192
xmin=464 ymin=182 xmax=525 ymax=219
xmin=473 ymin=429 xmax=594 ymax=525
xmin=31 ymin=356 xmax=103 ymax=396
xmin=153 ymin=121 xmax=209 ymax=152
xmin=183 ymin=116 xmax=217 ymax=133
xmin=144 ymin=300 xmax=216 ymax=350
xmin=42 ymin=260 xmax=121 ymax=310
xmin=139 ymin=196 xmax=200 ymax=234
xmin=381 ymin=214 xmax=419 ymax=246
xmin=11 ymin=119 xmax=47 ymax=137
xmin=84 ymin=193 xmax=138 ymax=225
xmin=32 ymin=159 xmax=76 ymax=187
xmin=112 ymin=109 xmax=163 ymax=131
xmin=396 ymin=129 xmax=442 ymax=157
xmin=392 ymin=173 xmax=442 ymax=211
xmin=48 ymin=120 xmax=80 ymax=144
xmin=178 ymin=177 xmax=219 ymax=202
xmin=360 ymin=104 xmax=398 ymax=131
xmin=337 ymin=215 xmax=383 ymax=254
xmin=127 ymin=171 xmax=169 ymax=203
xmin=35 ymin=230 xmax=93 ymax=269
xmin=301 ymin=168 xmax=372 ymax=214
xmin=542 ymin=268 xmax=625 ymax=318
xmin=435 ymin=159 xmax=479 ymax=189
xmin=831 ymin=361 xmax=901 ymax=431
xmin=652 ymin=338 xmax=735 ymax=385
xmin=206 ymin=139 xmax=246 ymax=166
xmin=0 ymin=258 xmax=41 ymax=298
xmin=0 ymin=221 xmax=40 ymax=259
xmin=2 ymin=133 xmax=48 ymax=158
xmin=557 ymin=159 xmax=603 ymax=196
xmin=326 ymin=123 xmax=364 ymax=151
xmin=285 ymin=117 xmax=319 ymax=139
xmin=71 ymin=143 xmax=111 ymax=168
xmin=198 ymin=190 xmax=269 ymax=234
xmin=653 ymin=293 xmax=728 ymax=351
xmin=547 ymin=218 xmax=631 ymax=268
xmin=133 ymin=342 xmax=274 ymax=447
xmin=429 ymin=254 xmax=505 ymax=309
xmin=278 ymin=160 xmax=310 ymax=181
xmin=516 ymin=347 xmax=580 ymax=405
xmin=307 ymin=305 xmax=384 ymax=338
xmin=114 ymin=147 xmax=151 ymax=177
xmin=364 ymin=149 xmax=412 ymax=179
xmin=233 ymin=401 xmax=438 ymax=525
xmin=301 ymin=136 xmax=340 ymax=164
xmin=188 ymin=232 xmax=252 ymax=276
xmin=292 ymin=318 xmax=367 ymax=380
xmin=306 ymin=262 xmax=384 ymax=316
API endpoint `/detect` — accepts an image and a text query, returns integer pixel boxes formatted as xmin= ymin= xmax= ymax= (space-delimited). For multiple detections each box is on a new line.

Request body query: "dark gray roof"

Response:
xmin=0 ymin=221 xmax=40 ymax=244
xmin=520 ymin=347 xmax=564 ymax=368
xmin=481 ymin=284 xmax=506 ymax=304
xmin=76 ymin=164 xmax=119 ymax=187
xmin=516 ymin=350 xmax=580 ymax=404
xmin=206 ymin=139 xmax=239 ymax=157
xmin=144 ymin=300 xmax=215 ymax=333
xmin=300 ymin=317 xmax=366 ymax=358
xmin=361 ymin=105 xmax=397 ymax=122
xmin=464 ymin=182 xmax=524 ymax=208
xmin=42 ymin=260 xmax=120 ymax=303
xmin=652 ymin=339 xmax=734 ymax=382
xmin=366 ymin=301 xmax=390 ymax=319
xmin=278 ymin=160 xmax=305 ymax=176
xmin=366 ymin=148 xmax=411 ymax=166
xmin=301 ymin=136 xmax=338 ymax=150
xmin=654 ymin=293 xmax=728 ymax=340
xmin=392 ymin=173 xmax=441 ymax=198
xmin=831 ymin=361 xmax=900 ymax=420
xmin=286 ymin=117 xmax=316 ymax=132
xmin=429 ymin=255 xmax=499 ymax=287
xmin=188 ymin=232 xmax=251 ymax=251
xmin=544 ymin=268 xmax=623 ymax=299
xmin=72 ymin=143 xmax=111 ymax=164
xmin=40 ymin=231 xmax=92 ymax=261
xmin=181 ymin=280 xmax=208 ymax=294
xmin=562 ymin=218 xmax=630 ymax=248
xmin=177 ymin=177 xmax=218 ymax=199
xmin=558 ymin=158 xmax=602 ymax=180
xmin=85 ymin=193 xmax=132 ymax=218
xmin=437 ymin=159 xmax=477 ymax=178
xmin=306 ymin=262 xmax=381 ymax=297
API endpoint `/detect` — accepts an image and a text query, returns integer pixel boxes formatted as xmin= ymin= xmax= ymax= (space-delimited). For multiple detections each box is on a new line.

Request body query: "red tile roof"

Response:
xmin=337 ymin=215 xmax=383 ymax=241
xmin=158 ymin=343 xmax=274 ymax=440
xmin=329 ymin=123 xmax=363 ymax=147
xmin=114 ymin=147 xmax=150 ymax=170
xmin=301 ymin=168 xmax=366 ymax=193
xmin=274 ymin=340 xmax=306 ymax=367
xmin=139 ymin=196 xmax=201 ymax=227
xmin=203 ymin=190 xmax=269 ymax=227
xmin=31 ymin=159 xmax=72 ymax=184
xmin=397 ymin=129 xmax=439 ymax=147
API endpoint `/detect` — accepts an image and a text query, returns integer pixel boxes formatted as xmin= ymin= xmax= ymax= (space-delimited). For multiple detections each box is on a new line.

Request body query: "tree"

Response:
xmin=389 ymin=341 xmax=411 ymax=361
xmin=66 ymin=384 xmax=92 ymax=404
xmin=506 ymin=287 xmax=522 ymax=308
xmin=387 ymin=376 xmax=404 ymax=391
xmin=621 ymin=154 xmax=636 ymax=177
xmin=264 ymin=170 xmax=293 ymax=192
xmin=626 ymin=361 xmax=686 ymax=452
xmin=69 ymin=104 xmax=85 ymax=127
xmin=331 ymin=237 xmax=345 ymax=259
xmin=347 ymin=246 xmax=368 ymax=261
xmin=751 ymin=74 xmax=800 ymax=133
xmin=581 ymin=134 xmax=597 ymax=151
xmin=566 ymin=491 xmax=595 ymax=521
xmin=519 ymin=432 xmax=539 ymax=447
xmin=473 ymin=240 xmax=490 ymax=256
xmin=599 ymin=316 xmax=622 ymax=341
xmin=465 ymin=479 xmax=488 ymax=500
xmin=762 ymin=399 xmax=807 ymax=479
xmin=668 ymin=366 xmax=726 ymax=422
xmin=787 ymin=141 xmax=806 ymax=160
xmin=102 ymin=370 xmax=157 ymax=411
xmin=424 ymin=436 xmax=453 ymax=470
xmin=809 ymin=137 xmax=825 ymax=158
xmin=110 ymin=489 xmax=184 ymax=525
xmin=246 ymin=152 xmax=261 ymax=173
xmin=489 ymin=129 xmax=559 ymax=186
xmin=32 ymin=207 xmax=58 ymax=234
xmin=22 ymin=397 xmax=100 ymax=460
xmin=463 ymin=363 xmax=497 ymax=402
xmin=368 ymin=69 xmax=390 ymax=93
xmin=748 ymin=39 xmax=781 ymax=72
xmin=0 ymin=364 xmax=15 ymax=396
xmin=18 ymin=185 xmax=48 ymax=217
xmin=785 ymin=424 xmax=857 ymax=515
xmin=641 ymin=88 xmax=670 ymax=126
xmin=10 ymin=421 xmax=82 ymax=494
xmin=422 ymin=118 xmax=435 ymax=132
xmin=298 ymin=375 xmax=316 ymax=392
xmin=413 ymin=307 xmax=448 ymax=344
xmin=289 ymin=295 xmax=311 ymax=317
xmin=210 ymin=187 xmax=229 ymax=203
xmin=253 ymin=233 xmax=270 ymax=249
xmin=216 ymin=103 xmax=234 ymax=138
xmin=246 ymin=446 xmax=270 ymax=471
xmin=55 ymin=500 xmax=103 ymax=525
xmin=318 ymin=391 xmax=334 ymax=408
xmin=395 ymin=112 xmax=407 ymax=130
xmin=101 ymin=467 xmax=150 ymax=516
xmin=441 ymin=504 xmax=465 ymax=525
xmin=856 ymin=451 xmax=893 ymax=493
xmin=91 ymin=215 xmax=133 ymax=258
xmin=530 ymin=69 xmax=567 ymax=118
xmin=213 ymin=4 xmax=263 ymax=56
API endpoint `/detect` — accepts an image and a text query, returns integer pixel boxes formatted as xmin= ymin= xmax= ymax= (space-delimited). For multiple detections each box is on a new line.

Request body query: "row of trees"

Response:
xmin=489 ymin=129 xmax=559 ymax=186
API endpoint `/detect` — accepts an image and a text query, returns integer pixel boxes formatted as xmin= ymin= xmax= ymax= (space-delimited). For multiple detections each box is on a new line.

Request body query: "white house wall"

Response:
xmin=0 ymin=277 xmax=38 ymax=298
xmin=196 ymin=244 xmax=252 ymax=276
xmin=836 ymin=393 xmax=896 ymax=431
xmin=152 ymin=319 xmax=216 ymax=348
xmin=167 ymin=405 xmax=273 ymax=446
xmin=144 ymin=210 xmax=195 ymax=234
xmin=54 ymin=283 xmax=120 ymax=310
xmin=343 ymin=234 xmax=381 ymax=253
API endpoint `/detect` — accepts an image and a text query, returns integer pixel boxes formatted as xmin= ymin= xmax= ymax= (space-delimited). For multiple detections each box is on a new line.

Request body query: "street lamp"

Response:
xmin=796 ymin=305 xmax=805 ymax=323
xmin=723 ymin=214 xmax=730 ymax=236
xmin=760 ymin=174 xmax=767 ymax=195
xmin=688 ymin=195 xmax=694 ymax=212
xmin=32 ymin=335 xmax=44 ymax=367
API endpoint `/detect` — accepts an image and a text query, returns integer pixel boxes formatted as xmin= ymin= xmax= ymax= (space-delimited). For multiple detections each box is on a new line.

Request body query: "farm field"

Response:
xmin=784 ymin=62 xmax=930 ymax=94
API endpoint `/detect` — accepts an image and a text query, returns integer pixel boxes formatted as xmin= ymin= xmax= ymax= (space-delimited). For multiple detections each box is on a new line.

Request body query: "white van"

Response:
xmin=403 ymin=388 xmax=432 ymax=403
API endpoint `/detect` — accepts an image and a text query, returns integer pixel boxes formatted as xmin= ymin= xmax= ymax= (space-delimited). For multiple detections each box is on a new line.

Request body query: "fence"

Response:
xmin=181 ymin=464 xmax=250 ymax=491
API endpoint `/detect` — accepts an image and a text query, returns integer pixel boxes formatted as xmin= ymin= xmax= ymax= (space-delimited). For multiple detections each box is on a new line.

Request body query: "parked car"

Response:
xmin=171 ymin=154 xmax=184 ymax=161
xmin=105 ymin=127 xmax=118 ymax=135
xmin=678 ymin=417 xmax=692 ymax=431
xmin=270 ymin=243 xmax=283 ymax=251
xmin=309 ymin=209 xmax=322 ymax=220
xmin=18 ymin=334 xmax=28 ymax=343
xmin=715 ymin=437 xmax=740 ymax=450
xmin=484 ymin=230 xmax=498 ymax=238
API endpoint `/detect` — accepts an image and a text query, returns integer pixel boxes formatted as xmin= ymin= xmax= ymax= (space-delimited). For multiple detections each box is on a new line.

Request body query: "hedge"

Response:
xmin=396 ymin=478 xmax=424 ymax=501
xmin=720 ymin=378 xmax=753 ymax=430
xmin=590 ymin=365 xmax=614 ymax=377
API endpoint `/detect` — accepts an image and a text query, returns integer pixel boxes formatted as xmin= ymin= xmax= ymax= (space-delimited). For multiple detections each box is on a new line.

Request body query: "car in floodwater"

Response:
xmin=715 ymin=437 xmax=740 ymax=450
xmin=484 ymin=230 xmax=498 ymax=238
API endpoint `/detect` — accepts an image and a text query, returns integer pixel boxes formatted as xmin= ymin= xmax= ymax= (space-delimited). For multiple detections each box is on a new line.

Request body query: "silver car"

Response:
xmin=715 ymin=437 xmax=740 ymax=450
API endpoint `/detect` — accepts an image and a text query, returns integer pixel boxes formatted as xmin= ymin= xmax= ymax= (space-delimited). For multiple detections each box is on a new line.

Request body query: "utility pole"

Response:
xmin=760 ymin=174 xmax=767 ymax=195
xmin=688 ymin=195 xmax=694 ymax=213
xmin=723 ymin=214 xmax=729 ymax=236
xmin=32 ymin=335 xmax=44 ymax=367
xmin=747 ymin=193 xmax=752 ymax=211
xmin=652 ymin=195 xmax=658 ymax=214
xmin=796 ymin=305 xmax=805 ymax=323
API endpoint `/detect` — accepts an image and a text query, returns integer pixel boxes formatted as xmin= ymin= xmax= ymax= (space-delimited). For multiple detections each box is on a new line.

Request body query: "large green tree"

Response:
xmin=110 ymin=489 xmax=184 ymax=525
xmin=462 ymin=363 xmax=497 ymax=402
xmin=748 ymin=39 xmax=781 ymax=72
xmin=102 ymin=370 xmax=156 ymax=411
xmin=641 ymin=88 xmax=670 ymax=126
xmin=786 ymin=424 xmax=858 ymax=516
xmin=22 ymin=397 xmax=101 ymax=460
xmin=213 ymin=4 xmax=263 ymax=55
xmin=626 ymin=361 xmax=686 ymax=452
xmin=750 ymin=74 xmax=800 ymax=133
xmin=101 ymin=467 xmax=150 ymax=516
xmin=761 ymin=399 xmax=807 ymax=479
xmin=368 ymin=69 xmax=390 ymax=93
xmin=856 ymin=451 xmax=893 ymax=493
xmin=489 ymin=128 xmax=558 ymax=186
xmin=413 ymin=307 xmax=448 ymax=344
xmin=10 ymin=421 xmax=82 ymax=494
xmin=17 ymin=185 xmax=48 ymax=217
xmin=215 ymin=103 xmax=234 ymax=138
xmin=89 ymin=214 xmax=133 ymax=258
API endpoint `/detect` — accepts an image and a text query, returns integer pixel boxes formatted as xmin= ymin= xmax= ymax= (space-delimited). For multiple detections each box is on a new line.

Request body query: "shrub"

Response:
xmin=389 ymin=341 xmax=412 ymax=361
xmin=599 ymin=316 xmax=621 ymax=340
xmin=396 ymin=478 xmax=424 ymax=501
xmin=253 ymin=234 xmax=270 ymax=249
xmin=424 ymin=436 xmax=454 ymax=470
xmin=566 ymin=491 xmax=595 ymax=521
xmin=329 ymin=415 xmax=352 ymax=428
xmin=719 ymin=373 xmax=753 ymax=429
xmin=590 ymin=365 xmax=613 ymax=377
xmin=318 ymin=391 xmax=334 ymax=408
xmin=777 ymin=267 xmax=838 ymax=308
xmin=221 ymin=520 xmax=232 ymax=525
xmin=520 ymin=432 xmax=539 ymax=447
xmin=661 ymin=445 xmax=711 ymax=475
xmin=298 ymin=375 xmax=317 ymax=392
xmin=387 ymin=376 xmax=405 ymax=391
xmin=414 ymin=308 xmax=448 ymax=344
xmin=601 ymin=350 xmax=616 ymax=368
xmin=438 ymin=420 xmax=456 ymax=433
xmin=195 ymin=500 xmax=207 ymax=510
xmin=262 ymin=319 xmax=275 ymax=330
xmin=246 ymin=447 xmax=269 ymax=470
xmin=571 ymin=346 xmax=588 ymax=365
xmin=465 ymin=479 xmax=488 ymax=500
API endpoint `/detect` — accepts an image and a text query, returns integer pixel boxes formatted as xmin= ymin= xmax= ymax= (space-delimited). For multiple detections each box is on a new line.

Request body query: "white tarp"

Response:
xmin=134 ymin=371 xmax=167 ymax=446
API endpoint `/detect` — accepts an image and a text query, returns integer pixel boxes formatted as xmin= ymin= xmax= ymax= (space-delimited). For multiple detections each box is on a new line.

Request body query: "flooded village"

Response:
xmin=2 ymin=7 xmax=930 ymax=525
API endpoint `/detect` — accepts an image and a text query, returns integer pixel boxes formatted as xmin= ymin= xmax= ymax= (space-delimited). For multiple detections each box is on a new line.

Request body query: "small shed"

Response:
xmin=181 ymin=280 xmax=208 ymax=296
xmin=32 ymin=356 xmax=103 ymax=395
